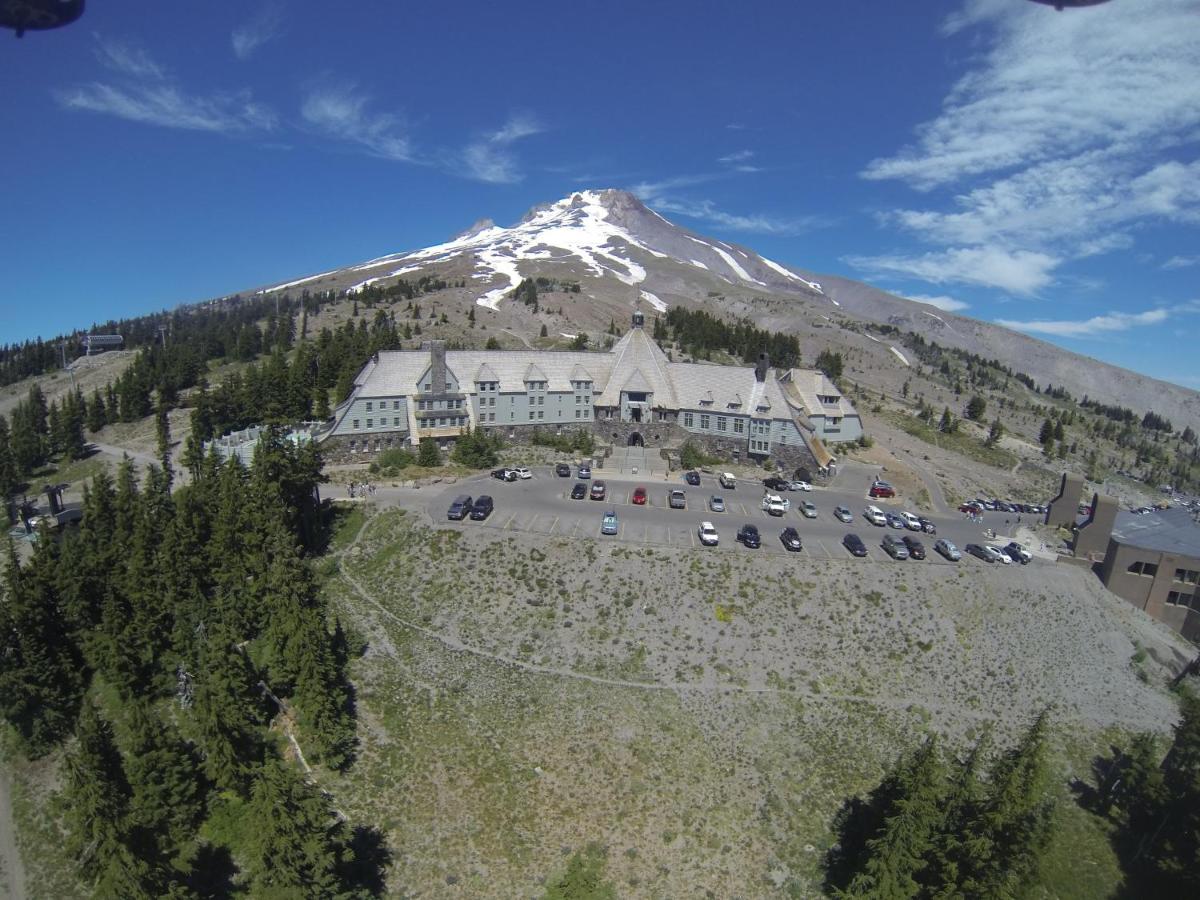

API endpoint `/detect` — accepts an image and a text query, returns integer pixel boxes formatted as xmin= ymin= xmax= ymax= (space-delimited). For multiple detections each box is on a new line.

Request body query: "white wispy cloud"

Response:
xmin=996 ymin=309 xmax=1169 ymax=338
xmin=457 ymin=113 xmax=543 ymax=184
xmin=846 ymin=247 xmax=1059 ymax=296
xmin=1163 ymin=255 xmax=1200 ymax=270
xmin=858 ymin=0 xmax=1200 ymax=293
xmin=903 ymin=294 xmax=971 ymax=313
xmin=630 ymin=172 xmax=818 ymax=235
xmin=56 ymin=35 xmax=277 ymax=133
xmin=300 ymin=82 xmax=410 ymax=161
xmin=717 ymin=150 xmax=754 ymax=164
xmin=233 ymin=3 xmax=285 ymax=60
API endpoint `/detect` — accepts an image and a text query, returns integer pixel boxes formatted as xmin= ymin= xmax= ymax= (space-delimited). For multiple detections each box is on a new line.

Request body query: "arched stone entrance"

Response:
xmin=628 ymin=432 xmax=645 ymax=447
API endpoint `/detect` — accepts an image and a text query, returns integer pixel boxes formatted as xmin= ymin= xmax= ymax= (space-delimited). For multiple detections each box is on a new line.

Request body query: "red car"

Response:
xmin=959 ymin=502 xmax=983 ymax=514
xmin=869 ymin=481 xmax=895 ymax=499
xmin=632 ymin=486 xmax=647 ymax=505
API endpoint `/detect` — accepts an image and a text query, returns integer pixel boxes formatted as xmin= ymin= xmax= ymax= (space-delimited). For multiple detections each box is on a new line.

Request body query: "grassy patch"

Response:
xmin=542 ymin=843 xmax=617 ymax=899
xmin=884 ymin=410 xmax=1019 ymax=470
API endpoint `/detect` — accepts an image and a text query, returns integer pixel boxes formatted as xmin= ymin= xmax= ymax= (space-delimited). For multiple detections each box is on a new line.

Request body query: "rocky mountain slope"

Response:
xmin=259 ymin=189 xmax=1199 ymax=427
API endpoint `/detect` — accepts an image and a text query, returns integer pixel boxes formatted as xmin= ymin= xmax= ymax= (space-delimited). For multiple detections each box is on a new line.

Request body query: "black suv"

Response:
xmin=447 ymin=495 xmax=473 ymax=520
xmin=490 ymin=468 xmax=516 ymax=481
xmin=555 ymin=463 xmax=571 ymax=477
xmin=763 ymin=476 xmax=790 ymax=491
xmin=780 ymin=527 xmax=802 ymax=552
xmin=570 ymin=482 xmax=587 ymax=500
xmin=737 ymin=524 xmax=761 ymax=548
xmin=469 ymin=495 xmax=494 ymax=520
xmin=902 ymin=535 xmax=926 ymax=559
xmin=843 ymin=533 xmax=868 ymax=557
xmin=684 ymin=470 xmax=701 ymax=486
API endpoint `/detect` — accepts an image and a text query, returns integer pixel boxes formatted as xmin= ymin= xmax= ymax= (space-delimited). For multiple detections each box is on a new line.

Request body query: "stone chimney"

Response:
xmin=755 ymin=352 xmax=770 ymax=383
xmin=422 ymin=340 xmax=448 ymax=394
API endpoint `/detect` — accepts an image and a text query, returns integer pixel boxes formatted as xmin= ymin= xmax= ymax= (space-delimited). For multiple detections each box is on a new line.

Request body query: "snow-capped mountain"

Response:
xmin=265 ymin=189 xmax=825 ymax=310
xmin=256 ymin=189 xmax=1199 ymax=426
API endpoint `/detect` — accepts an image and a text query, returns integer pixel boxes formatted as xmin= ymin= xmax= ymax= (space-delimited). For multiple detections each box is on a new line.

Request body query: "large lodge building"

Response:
xmin=319 ymin=311 xmax=862 ymax=471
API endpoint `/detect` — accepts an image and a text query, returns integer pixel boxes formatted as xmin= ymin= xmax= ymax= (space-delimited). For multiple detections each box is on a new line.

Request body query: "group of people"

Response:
xmin=347 ymin=481 xmax=376 ymax=498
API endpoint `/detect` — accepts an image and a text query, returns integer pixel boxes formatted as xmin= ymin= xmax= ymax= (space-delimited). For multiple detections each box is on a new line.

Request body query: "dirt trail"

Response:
xmin=0 ymin=767 xmax=27 ymax=900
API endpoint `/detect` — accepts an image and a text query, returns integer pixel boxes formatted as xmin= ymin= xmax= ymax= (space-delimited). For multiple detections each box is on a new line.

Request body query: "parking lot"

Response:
xmin=423 ymin=466 xmax=1046 ymax=566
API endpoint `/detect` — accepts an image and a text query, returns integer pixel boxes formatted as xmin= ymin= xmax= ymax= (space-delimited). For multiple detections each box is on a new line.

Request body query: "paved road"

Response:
xmin=396 ymin=465 xmax=1043 ymax=567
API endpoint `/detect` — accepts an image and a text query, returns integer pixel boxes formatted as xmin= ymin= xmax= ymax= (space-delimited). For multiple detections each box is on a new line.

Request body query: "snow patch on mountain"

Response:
xmin=760 ymin=256 xmax=824 ymax=294
xmin=890 ymin=347 xmax=910 ymax=367
xmin=639 ymin=290 xmax=667 ymax=313
xmin=262 ymin=268 xmax=338 ymax=293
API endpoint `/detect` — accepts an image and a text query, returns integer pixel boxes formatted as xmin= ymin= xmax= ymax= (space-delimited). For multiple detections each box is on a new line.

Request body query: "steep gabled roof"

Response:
xmin=596 ymin=326 xmax=676 ymax=407
xmin=570 ymin=363 xmax=593 ymax=382
xmin=622 ymin=368 xmax=654 ymax=394
xmin=523 ymin=362 xmax=548 ymax=383
xmin=474 ymin=362 xmax=498 ymax=383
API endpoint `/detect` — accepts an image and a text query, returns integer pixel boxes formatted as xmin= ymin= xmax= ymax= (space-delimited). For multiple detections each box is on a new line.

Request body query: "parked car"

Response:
xmin=491 ymin=468 xmax=517 ymax=481
xmin=590 ymin=480 xmax=606 ymax=500
xmin=834 ymin=505 xmax=853 ymax=523
xmin=570 ymin=482 xmax=587 ymax=500
xmin=843 ymin=533 xmax=868 ymax=557
xmin=469 ymin=495 xmax=493 ymax=520
xmin=864 ymin=505 xmax=887 ymax=526
xmin=601 ymin=511 xmax=619 ymax=535
xmin=900 ymin=511 xmax=922 ymax=531
xmin=631 ymin=486 xmax=648 ymax=505
xmin=935 ymin=539 xmax=961 ymax=561
xmin=991 ymin=545 xmax=1013 ymax=565
xmin=555 ymin=462 xmax=571 ymax=477
xmin=737 ymin=523 xmax=762 ymax=548
xmin=780 ymin=527 xmax=803 ymax=552
xmin=919 ymin=517 xmax=937 ymax=535
xmin=965 ymin=543 xmax=1001 ymax=563
xmin=800 ymin=500 xmax=817 ymax=519
xmin=902 ymin=535 xmax=926 ymax=559
xmin=762 ymin=493 xmax=789 ymax=516
xmin=669 ymin=490 xmax=687 ymax=510
xmin=763 ymin=476 xmax=790 ymax=491
xmin=869 ymin=480 xmax=895 ymax=499
xmin=578 ymin=465 xmax=591 ymax=479
xmin=1004 ymin=541 xmax=1032 ymax=564
xmin=514 ymin=467 xmax=532 ymax=480
xmin=789 ymin=480 xmax=813 ymax=492
xmin=959 ymin=502 xmax=983 ymax=514
xmin=684 ymin=470 xmax=701 ymax=486
xmin=886 ymin=512 xmax=906 ymax=529
xmin=709 ymin=495 xmax=725 ymax=512
xmin=882 ymin=534 xmax=910 ymax=559
xmin=447 ymin=494 xmax=473 ymax=520
xmin=698 ymin=521 xmax=719 ymax=546
xmin=719 ymin=472 xmax=737 ymax=489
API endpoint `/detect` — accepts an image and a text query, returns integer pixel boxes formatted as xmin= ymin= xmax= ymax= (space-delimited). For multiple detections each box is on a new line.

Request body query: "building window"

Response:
xmin=366 ymin=418 xmax=373 ymax=428
xmin=734 ymin=419 xmax=744 ymax=434
xmin=716 ymin=416 xmax=726 ymax=432
xmin=683 ymin=412 xmax=694 ymax=427
xmin=352 ymin=419 xmax=360 ymax=429
xmin=1127 ymin=561 xmax=1159 ymax=577
xmin=393 ymin=400 xmax=400 ymax=410
xmin=349 ymin=440 xmax=356 ymax=450
xmin=393 ymin=417 xmax=400 ymax=426
xmin=1175 ymin=568 xmax=1199 ymax=585
xmin=538 ymin=411 xmax=544 ymax=420
xmin=699 ymin=415 xmax=710 ymax=430
xmin=366 ymin=401 xmax=373 ymax=412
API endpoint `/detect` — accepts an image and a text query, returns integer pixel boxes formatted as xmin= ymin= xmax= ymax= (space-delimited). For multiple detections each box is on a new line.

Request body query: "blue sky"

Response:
xmin=2 ymin=0 xmax=1198 ymax=390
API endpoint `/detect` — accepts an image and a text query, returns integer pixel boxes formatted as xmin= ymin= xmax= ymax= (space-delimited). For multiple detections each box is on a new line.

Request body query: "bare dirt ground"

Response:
xmin=319 ymin=505 xmax=1191 ymax=898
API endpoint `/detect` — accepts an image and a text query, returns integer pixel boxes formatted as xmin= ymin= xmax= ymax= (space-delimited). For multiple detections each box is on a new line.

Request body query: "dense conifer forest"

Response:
xmin=0 ymin=434 xmax=384 ymax=897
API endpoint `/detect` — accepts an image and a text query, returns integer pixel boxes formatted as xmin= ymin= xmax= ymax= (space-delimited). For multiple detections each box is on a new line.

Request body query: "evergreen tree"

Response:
xmin=190 ymin=622 xmax=265 ymax=796
xmin=540 ymin=324 xmax=549 ymax=338
xmin=243 ymin=758 xmax=360 ymax=898
xmin=61 ymin=390 xmax=87 ymax=460
xmin=843 ymin=737 xmax=946 ymax=898
xmin=985 ymin=418 xmax=1005 ymax=447
xmin=27 ymin=384 xmax=48 ymax=436
xmin=9 ymin=402 xmax=43 ymax=475
xmin=62 ymin=701 xmax=131 ymax=883
xmin=938 ymin=407 xmax=957 ymax=434
xmin=1038 ymin=419 xmax=1054 ymax=445
xmin=0 ymin=541 xmax=84 ymax=755
xmin=1054 ymin=420 xmax=1065 ymax=441
xmin=0 ymin=414 xmax=18 ymax=499
xmin=418 ymin=437 xmax=440 ymax=468
xmin=123 ymin=702 xmax=207 ymax=856
xmin=87 ymin=389 xmax=108 ymax=432
xmin=965 ymin=395 xmax=987 ymax=421
xmin=156 ymin=402 xmax=173 ymax=485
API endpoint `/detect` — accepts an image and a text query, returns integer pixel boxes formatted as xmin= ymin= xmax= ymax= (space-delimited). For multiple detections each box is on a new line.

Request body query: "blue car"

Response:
xmin=601 ymin=511 xmax=618 ymax=535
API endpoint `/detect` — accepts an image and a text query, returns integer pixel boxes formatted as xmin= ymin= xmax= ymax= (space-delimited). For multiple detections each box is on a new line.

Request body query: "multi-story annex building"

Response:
xmin=319 ymin=311 xmax=863 ymax=471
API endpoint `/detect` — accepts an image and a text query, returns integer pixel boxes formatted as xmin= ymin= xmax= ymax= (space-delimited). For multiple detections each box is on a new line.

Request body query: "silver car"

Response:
xmin=709 ymin=495 xmax=725 ymax=512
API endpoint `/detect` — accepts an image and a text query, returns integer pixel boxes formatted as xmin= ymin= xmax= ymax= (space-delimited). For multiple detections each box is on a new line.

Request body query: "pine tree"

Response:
xmin=418 ymin=437 xmax=440 ymax=468
xmin=243 ymin=758 xmax=357 ymax=898
xmin=1038 ymin=418 xmax=1054 ymax=445
xmin=156 ymin=403 xmax=173 ymax=486
xmin=985 ymin=418 xmax=1005 ymax=447
xmin=87 ymin=389 xmax=108 ymax=432
xmin=62 ymin=390 xmax=87 ymax=460
xmin=957 ymin=710 xmax=1055 ymax=897
xmin=123 ymin=702 xmax=206 ymax=855
xmin=63 ymin=701 xmax=132 ymax=882
xmin=965 ymin=395 xmax=986 ymax=421
xmin=924 ymin=730 xmax=991 ymax=898
xmin=27 ymin=384 xmax=48 ymax=436
xmin=0 ymin=414 xmax=18 ymax=500
xmin=190 ymin=622 xmax=265 ymax=796
xmin=843 ymin=738 xmax=946 ymax=898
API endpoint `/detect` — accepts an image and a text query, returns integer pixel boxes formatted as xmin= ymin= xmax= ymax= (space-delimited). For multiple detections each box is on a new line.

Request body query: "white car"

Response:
xmin=789 ymin=480 xmax=813 ymax=492
xmin=990 ymin=545 xmax=1013 ymax=565
xmin=864 ymin=505 xmax=887 ymax=526
xmin=762 ymin=493 xmax=790 ymax=516
xmin=514 ymin=467 xmax=533 ymax=479
xmin=698 ymin=522 xmax=720 ymax=546
xmin=900 ymin=511 xmax=922 ymax=531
